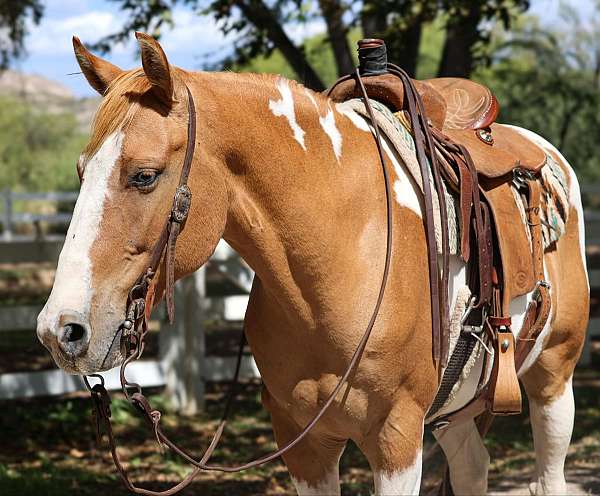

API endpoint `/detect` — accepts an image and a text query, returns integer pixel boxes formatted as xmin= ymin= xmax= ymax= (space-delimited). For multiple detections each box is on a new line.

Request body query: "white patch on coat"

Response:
xmin=374 ymin=448 xmax=422 ymax=496
xmin=291 ymin=469 xmax=340 ymax=496
xmin=447 ymin=255 xmax=467 ymax=315
xmin=37 ymin=132 xmax=123 ymax=334
xmin=383 ymin=134 xmax=422 ymax=217
xmin=305 ymin=90 xmax=342 ymax=161
xmin=269 ymin=78 xmax=306 ymax=150
xmin=320 ymin=105 xmax=343 ymax=161
xmin=304 ymin=88 xmax=319 ymax=109
xmin=433 ymin=419 xmax=489 ymax=495
xmin=337 ymin=105 xmax=422 ymax=216
xmin=528 ymin=377 xmax=574 ymax=495
xmin=336 ymin=104 xmax=371 ymax=132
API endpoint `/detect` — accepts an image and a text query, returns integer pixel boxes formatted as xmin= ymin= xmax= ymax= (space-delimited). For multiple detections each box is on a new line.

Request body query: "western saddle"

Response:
xmin=328 ymin=40 xmax=553 ymax=427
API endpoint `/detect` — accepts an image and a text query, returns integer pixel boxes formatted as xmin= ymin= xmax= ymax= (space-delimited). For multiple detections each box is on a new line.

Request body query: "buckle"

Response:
xmin=533 ymin=279 xmax=551 ymax=302
xmin=460 ymin=296 xmax=487 ymax=335
xmin=171 ymin=185 xmax=192 ymax=224
xmin=88 ymin=381 xmax=112 ymax=445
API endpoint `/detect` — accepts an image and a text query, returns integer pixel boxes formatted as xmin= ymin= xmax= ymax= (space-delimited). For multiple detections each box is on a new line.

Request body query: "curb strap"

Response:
xmin=83 ymin=75 xmax=395 ymax=495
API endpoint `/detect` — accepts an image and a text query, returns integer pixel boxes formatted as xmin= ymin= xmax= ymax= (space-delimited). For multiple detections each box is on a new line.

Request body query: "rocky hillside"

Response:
xmin=0 ymin=69 xmax=98 ymax=132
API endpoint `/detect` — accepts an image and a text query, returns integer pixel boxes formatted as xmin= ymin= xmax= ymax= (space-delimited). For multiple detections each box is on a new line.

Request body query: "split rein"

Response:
xmin=82 ymin=69 xmax=431 ymax=495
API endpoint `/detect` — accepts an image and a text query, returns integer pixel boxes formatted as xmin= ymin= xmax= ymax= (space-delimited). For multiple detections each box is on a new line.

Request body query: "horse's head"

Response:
xmin=37 ymin=34 xmax=228 ymax=374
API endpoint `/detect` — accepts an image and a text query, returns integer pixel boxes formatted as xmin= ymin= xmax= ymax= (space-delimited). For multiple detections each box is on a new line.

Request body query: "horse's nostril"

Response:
xmin=58 ymin=322 xmax=90 ymax=357
xmin=63 ymin=323 xmax=86 ymax=343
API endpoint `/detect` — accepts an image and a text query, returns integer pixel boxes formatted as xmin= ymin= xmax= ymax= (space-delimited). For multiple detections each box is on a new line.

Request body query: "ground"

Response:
xmin=0 ymin=263 xmax=599 ymax=495
xmin=0 ymin=371 xmax=598 ymax=496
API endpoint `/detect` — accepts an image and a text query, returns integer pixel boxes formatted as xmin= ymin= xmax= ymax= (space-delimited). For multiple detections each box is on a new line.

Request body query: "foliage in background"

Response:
xmin=476 ymin=4 xmax=600 ymax=180
xmin=0 ymin=96 xmax=84 ymax=191
xmin=90 ymin=0 xmax=529 ymax=90
xmin=0 ymin=0 xmax=43 ymax=69
xmin=1 ymin=0 xmax=599 ymax=186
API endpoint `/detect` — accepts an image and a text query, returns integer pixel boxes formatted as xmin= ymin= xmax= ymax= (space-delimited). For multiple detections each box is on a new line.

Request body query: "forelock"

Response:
xmin=83 ymin=69 xmax=151 ymax=160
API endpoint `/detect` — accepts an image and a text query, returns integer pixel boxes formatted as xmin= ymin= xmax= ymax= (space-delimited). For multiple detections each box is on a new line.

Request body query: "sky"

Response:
xmin=11 ymin=0 xmax=596 ymax=98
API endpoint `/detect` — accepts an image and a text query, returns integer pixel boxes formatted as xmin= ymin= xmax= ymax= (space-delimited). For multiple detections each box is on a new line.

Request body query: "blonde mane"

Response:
xmin=83 ymin=69 xmax=327 ymax=159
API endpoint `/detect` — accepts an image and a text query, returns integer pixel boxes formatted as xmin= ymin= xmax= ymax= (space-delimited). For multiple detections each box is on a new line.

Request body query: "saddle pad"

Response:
xmin=339 ymin=98 xmax=460 ymax=255
xmin=512 ymin=150 xmax=570 ymax=249
xmin=540 ymin=152 xmax=570 ymax=246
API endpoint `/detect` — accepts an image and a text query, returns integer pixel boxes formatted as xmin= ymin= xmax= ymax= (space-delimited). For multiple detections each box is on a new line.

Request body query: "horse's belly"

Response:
xmin=429 ymin=255 xmax=557 ymax=420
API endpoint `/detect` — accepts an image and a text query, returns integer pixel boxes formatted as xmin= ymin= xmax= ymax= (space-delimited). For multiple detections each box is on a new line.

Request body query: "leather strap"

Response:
xmin=431 ymin=174 xmax=551 ymax=430
xmin=514 ymin=178 xmax=551 ymax=367
xmin=385 ymin=63 xmax=450 ymax=367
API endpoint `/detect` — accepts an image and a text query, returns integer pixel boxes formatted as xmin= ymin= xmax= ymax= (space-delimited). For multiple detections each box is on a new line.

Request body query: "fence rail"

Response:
xmin=1 ymin=189 xmax=78 ymax=241
xmin=0 ymin=187 xmax=599 ymax=405
xmin=0 ymin=234 xmax=254 ymax=408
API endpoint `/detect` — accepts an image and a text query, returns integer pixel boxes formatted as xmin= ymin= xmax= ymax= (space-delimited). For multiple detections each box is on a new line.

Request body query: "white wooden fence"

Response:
xmin=0 ymin=188 xmax=598 ymax=408
xmin=0 ymin=240 xmax=258 ymax=413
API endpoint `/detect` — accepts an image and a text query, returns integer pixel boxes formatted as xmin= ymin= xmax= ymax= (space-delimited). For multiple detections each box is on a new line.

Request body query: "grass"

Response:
xmin=1 ymin=372 xmax=598 ymax=495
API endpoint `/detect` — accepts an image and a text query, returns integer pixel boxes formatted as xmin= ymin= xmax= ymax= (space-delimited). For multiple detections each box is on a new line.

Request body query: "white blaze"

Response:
xmin=269 ymin=78 xmax=306 ymax=151
xmin=38 ymin=131 xmax=123 ymax=333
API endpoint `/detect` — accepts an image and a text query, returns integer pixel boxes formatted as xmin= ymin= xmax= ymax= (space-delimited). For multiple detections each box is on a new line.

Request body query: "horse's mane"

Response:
xmin=84 ymin=69 xmax=327 ymax=159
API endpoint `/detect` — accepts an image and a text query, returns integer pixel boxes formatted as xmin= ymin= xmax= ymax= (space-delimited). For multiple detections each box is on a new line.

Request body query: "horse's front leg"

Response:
xmin=359 ymin=403 xmax=425 ymax=496
xmin=263 ymin=387 xmax=346 ymax=496
xmin=433 ymin=418 xmax=490 ymax=495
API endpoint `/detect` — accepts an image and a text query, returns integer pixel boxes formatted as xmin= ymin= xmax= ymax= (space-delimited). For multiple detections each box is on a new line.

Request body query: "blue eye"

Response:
xmin=131 ymin=170 xmax=159 ymax=189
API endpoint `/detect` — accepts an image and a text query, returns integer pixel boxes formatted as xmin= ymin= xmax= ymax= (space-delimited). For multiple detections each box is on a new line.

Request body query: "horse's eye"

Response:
xmin=130 ymin=170 xmax=160 ymax=190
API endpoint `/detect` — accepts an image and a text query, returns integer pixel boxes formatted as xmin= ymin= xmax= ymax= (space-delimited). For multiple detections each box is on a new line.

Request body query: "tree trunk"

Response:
xmin=318 ymin=0 xmax=354 ymax=76
xmin=437 ymin=3 xmax=482 ymax=78
xmin=387 ymin=20 xmax=423 ymax=78
xmin=236 ymin=0 xmax=326 ymax=91
xmin=360 ymin=3 xmax=388 ymax=40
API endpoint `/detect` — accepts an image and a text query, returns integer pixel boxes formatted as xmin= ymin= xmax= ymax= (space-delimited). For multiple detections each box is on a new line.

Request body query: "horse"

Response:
xmin=37 ymin=32 xmax=589 ymax=495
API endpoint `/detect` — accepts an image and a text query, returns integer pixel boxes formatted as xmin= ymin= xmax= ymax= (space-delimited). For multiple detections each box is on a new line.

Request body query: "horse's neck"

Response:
xmin=192 ymin=72 xmax=388 ymax=325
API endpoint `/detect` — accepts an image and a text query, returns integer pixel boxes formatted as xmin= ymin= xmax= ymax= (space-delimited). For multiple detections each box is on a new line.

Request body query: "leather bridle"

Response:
xmin=83 ymin=68 xmax=441 ymax=495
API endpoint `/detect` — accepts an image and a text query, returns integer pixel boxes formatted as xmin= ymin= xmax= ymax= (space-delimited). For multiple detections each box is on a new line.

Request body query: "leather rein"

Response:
xmin=84 ymin=69 xmax=440 ymax=495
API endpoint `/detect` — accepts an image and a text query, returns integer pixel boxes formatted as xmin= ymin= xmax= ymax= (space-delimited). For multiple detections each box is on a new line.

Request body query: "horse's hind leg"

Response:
xmin=433 ymin=419 xmax=489 ymax=495
xmin=522 ymin=375 xmax=575 ymax=495
xmin=520 ymin=197 xmax=588 ymax=495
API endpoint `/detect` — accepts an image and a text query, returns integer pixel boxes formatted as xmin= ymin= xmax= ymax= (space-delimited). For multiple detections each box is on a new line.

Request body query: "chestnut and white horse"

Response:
xmin=37 ymin=33 xmax=589 ymax=495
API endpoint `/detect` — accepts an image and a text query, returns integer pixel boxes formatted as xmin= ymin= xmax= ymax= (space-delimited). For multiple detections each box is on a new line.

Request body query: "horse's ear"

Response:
xmin=72 ymin=36 xmax=123 ymax=96
xmin=135 ymin=32 xmax=174 ymax=104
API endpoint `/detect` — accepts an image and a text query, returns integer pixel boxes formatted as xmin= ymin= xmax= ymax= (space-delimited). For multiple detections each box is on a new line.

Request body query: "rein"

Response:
xmin=84 ymin=73 xmax=401 ymax=495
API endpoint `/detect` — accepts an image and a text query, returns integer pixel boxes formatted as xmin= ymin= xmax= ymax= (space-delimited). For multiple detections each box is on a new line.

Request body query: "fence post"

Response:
xmin=2 ymin=189 xmax=13 ymax=241
xmin=159 ymin=267 xmax=207 ymax=414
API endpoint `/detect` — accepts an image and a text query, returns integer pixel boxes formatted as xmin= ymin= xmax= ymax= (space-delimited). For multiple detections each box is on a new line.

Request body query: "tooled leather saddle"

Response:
xmin=328 ymin=39 xmax=553 ymax=424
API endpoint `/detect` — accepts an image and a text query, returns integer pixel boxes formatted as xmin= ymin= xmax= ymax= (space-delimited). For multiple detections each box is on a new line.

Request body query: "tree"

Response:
xmin=476 ymin=2 xmax=600 ymax=180
xmin=0 ymin=0 xmax=44 ymax=69
xmin=93 ymin=0 xmax=530 ymax=88
xmin=0 ymin=96 xmax=84 ymax=191
xmin=438 ymin=0 xmax=530 ymax=77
